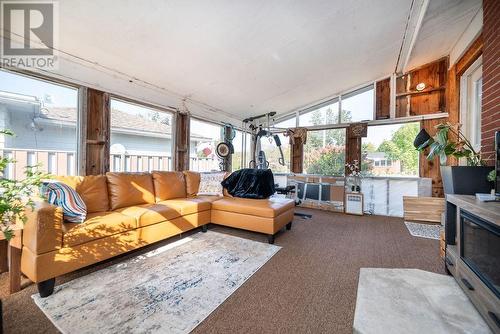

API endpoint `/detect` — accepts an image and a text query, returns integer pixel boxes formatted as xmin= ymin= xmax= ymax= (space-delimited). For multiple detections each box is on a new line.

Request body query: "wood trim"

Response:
xmin=446 ymin=33 xmax=482 ymax=167
xmin=455 ymin=34 xmax=483 ymax=76
xmin=290 ymin=137 xmax=304 ymax=173
xmin=84 ymin=88 xmax=110 ymax=175
xmin=375 ymin=78 xmax=391 ymax=120
xmin=0 ymin=240 xmax=7 ymax=273
xmin=174 ymin=113 xmax=190 ymax=171
xmin=403 ymin=196 xmax=445 ymax=223
xmin=223 ymin=126 xmax=233 ymax=172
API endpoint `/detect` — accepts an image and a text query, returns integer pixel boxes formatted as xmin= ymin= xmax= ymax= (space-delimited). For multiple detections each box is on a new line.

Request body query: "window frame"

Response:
xmin=189 ymin=116 xmax=225 ymax=172
xmin=339 ymin=84 xmax=375 ymax=123
xmin=362 ymin=122 xmax=421 ymax=177
xmin=108 ymin=95 xmax=176 ymax=172
xmin=298 ymin=97 xmax=340 ymax=127
xmin=302 ymin=127 xmax=347 ymax=176
xmin=0 ymin=67 xmax=84 ymax=175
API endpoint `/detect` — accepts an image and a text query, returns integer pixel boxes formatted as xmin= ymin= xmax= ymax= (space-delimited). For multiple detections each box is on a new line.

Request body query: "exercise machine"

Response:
xmin=243 ymin=111 xmax=312 ymax=219
xmin=243 ymin=111 xmax=285 ymax=169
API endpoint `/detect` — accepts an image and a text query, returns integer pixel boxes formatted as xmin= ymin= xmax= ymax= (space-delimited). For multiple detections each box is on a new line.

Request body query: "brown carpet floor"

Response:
xmin=0 ymin=208 xmax=444 ymax=334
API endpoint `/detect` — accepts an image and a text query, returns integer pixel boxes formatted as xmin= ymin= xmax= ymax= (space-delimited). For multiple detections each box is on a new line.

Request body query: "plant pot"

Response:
xmin=440 ymin=166 xmax=494 ymax=195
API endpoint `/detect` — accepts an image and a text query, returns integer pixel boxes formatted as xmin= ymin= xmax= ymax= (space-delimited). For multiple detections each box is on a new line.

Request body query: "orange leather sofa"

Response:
xmin=21 ymin=171 xmax=294 ymax=297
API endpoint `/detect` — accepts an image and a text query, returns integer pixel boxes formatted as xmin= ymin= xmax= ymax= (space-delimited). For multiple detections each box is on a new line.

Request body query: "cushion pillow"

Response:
xmin=183 ymin=171 xmax=201 ymax=197
xmin=197 ymin=172 xmax=225 ymax=196
xmin=106 ymin=172 xmax=156 ymax=210
xmin=40 ymin=180 xmax=87 ymax=223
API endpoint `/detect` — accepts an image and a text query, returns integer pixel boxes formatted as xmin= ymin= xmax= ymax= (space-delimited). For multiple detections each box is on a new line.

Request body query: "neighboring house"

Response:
xmin=0 ymin=91 xmax=215 ymax=178
xmin=365 ymin=152 xmax=401 ymax=176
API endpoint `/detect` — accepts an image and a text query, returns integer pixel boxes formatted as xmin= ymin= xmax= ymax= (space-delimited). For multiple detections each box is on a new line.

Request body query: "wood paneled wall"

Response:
xmin=375 ymin=78 xmax=390 ymax=119
xmin=345 ymin=123 xmax=366 ymax=174
xmin=291 ymin=137 xmax=304 ymax=173
xmin=396 ymin=58 xmax=448 ymax=117
xmin=84 ymin=88 xmax=110 ymax=175
xmin=174 ymin=112 xmax=190 ymax=171
xmin=419 ymin=118 xmax=444 ymax=197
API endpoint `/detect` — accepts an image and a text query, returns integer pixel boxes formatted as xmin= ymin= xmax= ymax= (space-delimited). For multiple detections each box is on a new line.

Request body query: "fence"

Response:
xmin=109 ymin=153 xmax=172 ymax=172
xmin=189 ymin=156 xmax=219 ymax=172
xmin=0 ymin=148 xmax=76 ymax=180
xmin=2 ymin=149 xmax=231 ymax=179
xmin=361 ymin=176 xmax=432 ymax=217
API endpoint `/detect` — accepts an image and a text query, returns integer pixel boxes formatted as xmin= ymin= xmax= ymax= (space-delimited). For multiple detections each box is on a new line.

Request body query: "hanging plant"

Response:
xmin=418 ymin=122 xmax=484 ymax=166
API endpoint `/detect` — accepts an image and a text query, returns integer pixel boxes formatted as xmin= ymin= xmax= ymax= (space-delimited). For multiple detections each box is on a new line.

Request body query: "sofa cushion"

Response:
xmin=55 ymin=175 xmax=109 ymax=213
xmin=211 ymin=196 xmax=294 ymax=218
xmin=195 ymin=195 xmax=224 ymax=203
xmin=116 ymin=203 xmax=180 ymax=227
xmin=197 ymin=172 xmax=225 ymax=196
xmin=159 ymin=198 xmax=212 ymax=216
xmin=62 ymin=211 xmax=136 ymax=247
xmin=106 ymin=172 xmax=156 ymax=210
xmin=152 ymin=171 xmax=186 ymax=201
xmin=183 ymin=171 xmax=200 ymax=197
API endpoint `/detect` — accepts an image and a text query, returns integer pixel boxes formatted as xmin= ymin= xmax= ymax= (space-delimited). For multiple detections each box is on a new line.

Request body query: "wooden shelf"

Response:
xmin=396 ymin=86 xmax=445 ymax=98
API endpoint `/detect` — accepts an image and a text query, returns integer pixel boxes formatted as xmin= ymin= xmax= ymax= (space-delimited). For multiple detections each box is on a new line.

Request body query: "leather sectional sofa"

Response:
xmin=21 ymin=171 xmax=295 ymax=297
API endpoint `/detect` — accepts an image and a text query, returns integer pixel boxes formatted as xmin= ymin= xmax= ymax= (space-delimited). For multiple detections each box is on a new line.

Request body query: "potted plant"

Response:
xmin=345 ymin=160 xmax=361 ymax=192
xmin=0 ymin=129 xmax=47 ymax=240
xmin=417 ymin=122 xmax=494 ymax=195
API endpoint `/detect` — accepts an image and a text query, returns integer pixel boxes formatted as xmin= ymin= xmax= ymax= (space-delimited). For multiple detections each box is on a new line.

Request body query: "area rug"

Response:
xmin=404 ymin=221 xmax=441 ymax=240
xmin=353 ymin=268 xmax=491 ymax=334
xmin=32 ymin=231 xmax=281 ymax=334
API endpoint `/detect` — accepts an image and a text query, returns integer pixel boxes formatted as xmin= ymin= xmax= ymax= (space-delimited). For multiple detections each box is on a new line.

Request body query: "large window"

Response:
xmin=341 ymin=85 xmax=374 ymax=123
xmin=274 ymin=117 xmax=296 ymax=128
xmin=110 ymin=98 xmax=173 ymax=172
xmin=299 ymin=98 xmax=339 ymax=126
xmin=0 ymin=70 xmax=78 ymax=179
xmin=303 ymin=128 xmax=346 ymax=175
xmin=361 ymin=123 xmax=420 ymax=177
xmin=257 ymin=131 xmax=290 ymax=173
xmin=190 ymin=118 xmax=223 ymax=172
xmin=232 ymin=129 xmax=244 ymax=170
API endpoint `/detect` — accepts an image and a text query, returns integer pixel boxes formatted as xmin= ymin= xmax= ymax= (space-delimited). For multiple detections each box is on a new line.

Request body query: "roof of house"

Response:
xmin=41 ymin=107 xmax=173 ymax=135
xmin=0 ymin=91 xmax=211 ymax=140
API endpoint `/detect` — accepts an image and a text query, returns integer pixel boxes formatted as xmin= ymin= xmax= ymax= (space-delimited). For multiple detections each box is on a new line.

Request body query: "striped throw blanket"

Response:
xmin=40 ymin=181 xmax=87 ymax=223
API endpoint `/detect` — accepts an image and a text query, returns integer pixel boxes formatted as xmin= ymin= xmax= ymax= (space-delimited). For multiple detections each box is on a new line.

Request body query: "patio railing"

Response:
xmin=109 ymin=153 xmax=172 ymax=172
xmin=1 ymin=149 xmax=222 ymax=180
xmin=189 ymin=156 xmax=219 ymax=172
xmin=0 ymin=148 xmax=76 ymax=180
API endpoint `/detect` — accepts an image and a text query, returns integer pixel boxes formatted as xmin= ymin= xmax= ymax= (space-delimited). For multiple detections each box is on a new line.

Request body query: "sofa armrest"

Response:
xmin=23 ymin=201 xmax=63 ymax=254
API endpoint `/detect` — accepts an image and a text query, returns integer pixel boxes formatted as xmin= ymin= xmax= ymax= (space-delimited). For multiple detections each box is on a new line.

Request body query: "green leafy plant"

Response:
xmin=487 ymin=170 xmax=496 ymax=182
xmin=418 ymin=122 xmax=484 ymax=166
xmin=0 ymin=129 xmax=47 ymax=240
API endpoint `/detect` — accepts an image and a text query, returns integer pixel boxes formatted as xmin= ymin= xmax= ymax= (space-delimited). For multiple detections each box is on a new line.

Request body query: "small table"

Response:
xmin=0 ymin=225 xmax=24 ymax=294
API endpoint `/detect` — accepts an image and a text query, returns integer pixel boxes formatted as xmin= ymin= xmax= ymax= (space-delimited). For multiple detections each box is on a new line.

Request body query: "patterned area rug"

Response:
xmin=404 ymin=221 xmax=441 ymax=240
xmin=33 ymin=231 xmax=281 ymax=334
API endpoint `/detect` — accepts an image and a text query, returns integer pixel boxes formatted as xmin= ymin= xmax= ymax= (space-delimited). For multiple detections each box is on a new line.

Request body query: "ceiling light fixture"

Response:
xmin=416 ymin=82 xmax=426 ymax=91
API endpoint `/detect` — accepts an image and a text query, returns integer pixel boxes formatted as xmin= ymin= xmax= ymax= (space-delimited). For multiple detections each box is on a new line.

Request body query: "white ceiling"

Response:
xmin=406 ymin=0 xmax=482 ymax=70
xmin=3 ymin=0 xmax=482 ymax=122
